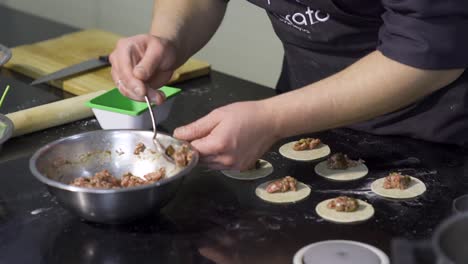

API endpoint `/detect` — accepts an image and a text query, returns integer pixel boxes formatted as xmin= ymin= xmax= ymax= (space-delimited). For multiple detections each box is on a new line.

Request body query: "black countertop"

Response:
xmin=1 ymin=5 xmax=468 ymax=264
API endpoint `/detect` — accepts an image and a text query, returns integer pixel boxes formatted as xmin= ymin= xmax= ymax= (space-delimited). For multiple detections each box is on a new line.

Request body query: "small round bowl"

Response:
xmin=0 ymin=44 xmax=12 ymax=67
xmin=29 ymin=130 xmax=198 ymax=223
xmin=452 ymin=194 xmax=468 ymax=214
xmin=433 ymin=212 xmax=468 ymax=264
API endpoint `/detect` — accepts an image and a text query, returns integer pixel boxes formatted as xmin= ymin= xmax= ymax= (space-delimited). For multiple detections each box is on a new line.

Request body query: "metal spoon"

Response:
xmin=144 ymin=95 xmax=175 ymax=164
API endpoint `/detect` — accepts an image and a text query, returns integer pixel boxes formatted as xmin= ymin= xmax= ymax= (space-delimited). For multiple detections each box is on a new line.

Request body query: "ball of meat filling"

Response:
xmin=327 ymin=196 xmax=359 ymax=212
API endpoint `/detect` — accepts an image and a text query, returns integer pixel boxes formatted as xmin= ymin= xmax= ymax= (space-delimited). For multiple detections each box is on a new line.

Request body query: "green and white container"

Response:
xmin=86 ymin=86 xmax=181 ymax=129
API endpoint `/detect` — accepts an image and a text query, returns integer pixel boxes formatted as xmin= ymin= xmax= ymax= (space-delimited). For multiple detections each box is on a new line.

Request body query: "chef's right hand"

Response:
xmin=109 ymin=34 xmax=178 ymax=104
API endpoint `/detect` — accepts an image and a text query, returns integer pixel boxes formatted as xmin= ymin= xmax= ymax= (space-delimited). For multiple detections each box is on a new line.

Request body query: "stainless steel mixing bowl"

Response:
xmin=30 ymin=130 xmax=198 ymax=223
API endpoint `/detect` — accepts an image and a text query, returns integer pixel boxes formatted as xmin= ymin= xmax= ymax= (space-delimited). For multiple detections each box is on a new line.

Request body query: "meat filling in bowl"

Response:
xmin=166 ymin=144 xmax=193 ymax=167
xmin=70 ymin=170 xmax=121 ymax=189
xmin=134 ymin=142 xmax=146 ymax=155
xmin=69 ymin=143 xmax=194 ymax=189
xmin=70 ymin=168 xmax=166 ymax=189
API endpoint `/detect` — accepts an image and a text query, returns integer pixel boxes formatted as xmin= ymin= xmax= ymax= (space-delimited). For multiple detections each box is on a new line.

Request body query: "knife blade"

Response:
xmin=30 ymin=55 xmax=110 ymax=86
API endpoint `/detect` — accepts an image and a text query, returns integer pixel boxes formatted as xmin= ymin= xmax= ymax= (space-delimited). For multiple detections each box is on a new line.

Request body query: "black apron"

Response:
xmin=247 ymin=0 xmax=468 ymax=146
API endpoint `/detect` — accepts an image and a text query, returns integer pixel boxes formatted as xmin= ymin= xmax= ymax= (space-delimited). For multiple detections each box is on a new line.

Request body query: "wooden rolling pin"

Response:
xmin=6 ymin=90 xmax=105 ymax=137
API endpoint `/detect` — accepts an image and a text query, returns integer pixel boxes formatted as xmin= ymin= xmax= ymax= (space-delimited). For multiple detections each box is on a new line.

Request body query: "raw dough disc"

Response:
xmin=255 ymin=180 xmax=311 ymax=204
xmin=314 ymin=161 xmax=368 ymax=181
xmin=315 ymin=198 xmax=374 ymax=224
xmin=221 ymin=159 xmax=273 ymax=180
xmin=371 ymin=176 xmax=426 ymax=199
xmin=279 ymin=141 xmax=330 ymax=161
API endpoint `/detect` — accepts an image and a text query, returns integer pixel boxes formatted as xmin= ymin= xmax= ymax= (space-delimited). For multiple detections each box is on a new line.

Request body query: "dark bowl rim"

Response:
xmin=452 ymin=193 xmax=468 ymax=214
xmin=29 ymin=130 xmax=199 ymax=194
xmin=0 ymin=114 xmax=14 ymax=145
xmin=432 ymin=211 xmax=468 ymax=263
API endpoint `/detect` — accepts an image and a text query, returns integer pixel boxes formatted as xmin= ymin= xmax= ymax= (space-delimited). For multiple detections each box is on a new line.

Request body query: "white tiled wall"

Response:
xmin=0 ymin=0 xmax=282 ymax=88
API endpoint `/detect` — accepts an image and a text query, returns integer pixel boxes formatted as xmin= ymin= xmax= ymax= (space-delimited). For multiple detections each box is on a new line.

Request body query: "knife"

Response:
xmin=30 ymin=55 xmax=110 ymax=86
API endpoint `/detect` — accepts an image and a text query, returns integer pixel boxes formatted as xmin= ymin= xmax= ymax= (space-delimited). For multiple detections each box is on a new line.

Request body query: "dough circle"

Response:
xmin=279 ymin=141 xmax=330 ymax=161
xmin=221 ymin=159 xmax=273 ymax=181
xmin=371 ymin=176 xmax=426 ymax=199
xmin=255 ymin=180 xmax=311 ymax=204
xmin=315 ymin=198 xmax=375 ymax=224
xmin=314 ymin=161 xmax=368 ymax=181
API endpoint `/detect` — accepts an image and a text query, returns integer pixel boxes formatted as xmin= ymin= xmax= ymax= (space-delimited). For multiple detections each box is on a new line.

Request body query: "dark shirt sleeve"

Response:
xmin=377 ymin=0 xmax=468 ymax=69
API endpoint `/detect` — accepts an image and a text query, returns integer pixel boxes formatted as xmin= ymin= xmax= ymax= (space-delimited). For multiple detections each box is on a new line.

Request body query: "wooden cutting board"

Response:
xmin=4 ymin=29 xmax=210 ymax=95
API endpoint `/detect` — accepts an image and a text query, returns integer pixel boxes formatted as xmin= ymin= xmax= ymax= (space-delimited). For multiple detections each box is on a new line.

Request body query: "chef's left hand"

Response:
xmin=174 ymin=101 xmax=279 ymax=170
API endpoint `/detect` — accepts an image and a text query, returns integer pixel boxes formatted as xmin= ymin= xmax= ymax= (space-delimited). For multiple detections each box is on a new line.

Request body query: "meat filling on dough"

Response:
xmin=293 ymin=138 xmax=321 ymax=151
xmin=383 ymin=172 xmax=411 ymax=190
xmin=327 ymin=196 xmax=359 ymax=212
xmin=266 ymin=176 xmax=298 ymax=193
xmin=248 ymin=159 xmax=263 ymax=170
xmin=327 ymin=153 xmax=363 ymax=170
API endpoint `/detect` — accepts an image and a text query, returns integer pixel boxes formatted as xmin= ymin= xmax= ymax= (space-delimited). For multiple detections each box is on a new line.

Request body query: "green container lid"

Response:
xmin=86 ymin=86 xmax=181 ymax=116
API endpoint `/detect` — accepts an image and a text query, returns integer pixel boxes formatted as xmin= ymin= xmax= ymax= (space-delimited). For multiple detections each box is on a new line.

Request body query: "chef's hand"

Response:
xmin=109 ymin=34 xmax=177 ymax=104
xmin=174 ymin=101 xmax=279 ymax=170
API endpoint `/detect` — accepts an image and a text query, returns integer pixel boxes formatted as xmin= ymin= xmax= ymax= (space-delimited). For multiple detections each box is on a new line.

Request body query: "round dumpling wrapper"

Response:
xmin=222 ymin=159 xmax=273 ymax=180
xmin=371 ymin=176 xmax=426 ymax=199
xmin=314 ymin=161 xmax=368 ymax=181
xmin=255 ymin=180 xmax=311 ymax=204
xmin=315 ymin=198 xmax=374 ymax=224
